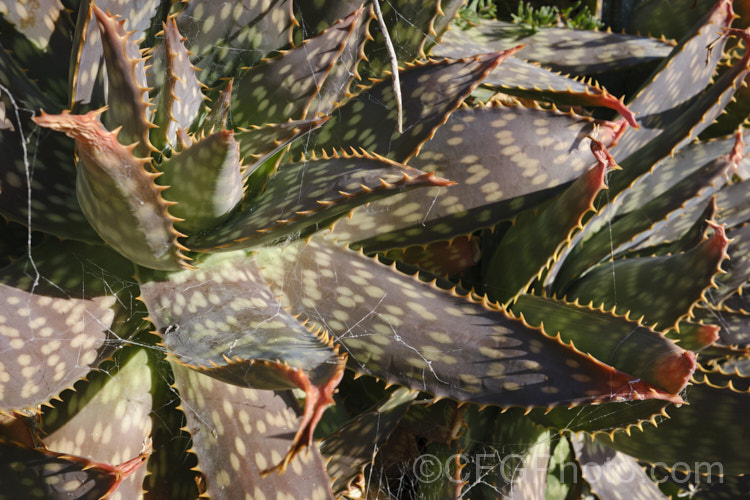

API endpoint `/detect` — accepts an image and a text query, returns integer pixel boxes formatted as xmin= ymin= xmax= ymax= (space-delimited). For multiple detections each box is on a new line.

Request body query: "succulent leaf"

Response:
xmin=612 ymin=0 xmax=735 ymax=161
xmin=564 ymin=223 xmax=729 ymax=330
xmin=150 ymin=16 xmax=204 ymax=151
xmin=333 ymin=101 xmax=625 ymax=248
xmin=310 ymin=51 xmax=516 ymax=162
xmin=432 ymin=30 xmax=638 ymax=125
xmin=93 ymin=5 xmax=155 ymax=158
xmin=601 ymin=377 xmax=750 ymax=475
xmin=485 ymin=138 xmax=614 ymax=304
xmin=70 ymin=0 xmax=160 ymax=108
xmin=321 ymin=387 xmax=417 ymax=494
xmin=39 ymin=348 xmax=154 ymax=499
xmin=230 ymin=8 xmax=365 ymax=129
xmin=32 ymin=109 xmax=189 ymax=270
xmin=188 ymin=151 xmax=453 ymax=251
xmin=172 ymin=0 xmax=294 ymax=89
xmin=451 ymin=18 xmax=675 ymax=74
xmin=512 ymin=294 xmax=695 ymax=394
xmin=0 ymin=440 xmax=148 ymax=499
xmin=570 ymin=434 xmax=668 ymax=500
xmin=259 ymin=236 xmax=683 ymax=407
xmin=235 ymin=117 xmax=329 ymax=172
xmin=0 ymin=240 xmax=142 ymax=412
xmin=170 ymin=363 xmax=334 ymax=498
xmin=157 ymin=130 xmax=243 ymax=234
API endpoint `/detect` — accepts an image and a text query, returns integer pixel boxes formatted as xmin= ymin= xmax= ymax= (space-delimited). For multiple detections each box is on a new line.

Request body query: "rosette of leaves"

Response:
xmin=0 ymin=0 xmax=749 ymax=499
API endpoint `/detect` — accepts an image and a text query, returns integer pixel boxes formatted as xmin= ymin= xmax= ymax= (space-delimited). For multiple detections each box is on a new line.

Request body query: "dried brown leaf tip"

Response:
xmin=2 ymin=0 xmax=750 ymax=497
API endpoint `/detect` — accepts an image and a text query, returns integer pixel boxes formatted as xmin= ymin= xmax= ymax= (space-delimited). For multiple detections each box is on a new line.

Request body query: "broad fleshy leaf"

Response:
xmin=612 ymin=0 xmax=734 ymax=161
xmin=188 ymin=151 xmax=452 ymax=251
xmin=137 ymin=250 xmax=346 ymax=469
xmin=150 ymin=16 xmax=204 ymax=151
xmin=230 ymin=8 xmax=365 ymax=128
xmin=511 ymin=294 xmax=695 ymax=394
xmin=601 ymin=377 xmax=750 ymax=475
xmin=171 ymin=364 xmax=334 ymax=498
xmin=332 ymin=102 xmax=625 ymax=248
xmin=258 ymin=236 xmax=683 ymax=407
xmin=0 ymin=441 xmax=147 ymax=499
xmin=173 ymin=0 xmax=294 ymax=88
xmin=32 ymin=109 xmax=189 ymax=270
xmin=157 ymin=130 xmax=243 ymax=234
xmin=310 ymin=51 xmax=515 ymax=162
xmin=563 ymin=223 xmax=729 ymax=330
xmin=40 ymin=348 xmax=153 ymax=500
xmin=0 ymin=240 xmax=142 ymax=411
xmin=485 ymin=139 xmax=613 ymax=304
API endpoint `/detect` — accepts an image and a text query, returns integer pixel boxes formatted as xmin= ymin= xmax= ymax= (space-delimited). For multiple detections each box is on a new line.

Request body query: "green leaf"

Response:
xmin=258 ymin=236 xmax=683 ymax=408
xmin=332 ymin=101 xmax=625 ymax=248
xmin=555 ymin=136 xmax=738 ymax=289
xmin=570 ymin=435 xmax=668 ymax=500
xmin=432 ymin=29 xmax=637 ymax=126
xmin=32 ymin=109 xmax=189 ymax=270
xmin=310 ymin=51 xmax=513 ymax=162
xmin=563 ymin=223 xmax=729 ymax=330
xmin=150 ymin=16 xmax=204 ymax=151
xmin=170 ymin=363 xmax=334 ymax=498
xmin=230 ymin=8 xmax=364 ymax=128
xmin=601 ymin=377 xmax=750 ymax=475
xmin=715 ymin=222 xmax=750 ymax=302
xmin=485 ymin=139 xmax=612 ymax=304
xmin=173 ymin=0 xmax=294 ymax=89
xmin=137 ymin=250 xmax=346 ymax=469
xmin=321 ymin=387 xmax=417 ymax=495
xmin=94 ymin=5 xmax=154 ymax=158
xmin=157 ymin=130 xmax=243 ymax=234
xmin=612 ymin=0 xmax=735 ymax=162
xmin=0 ymin=440 xmax=147 ymax=499
xmin=39 ymin=348 xmax=153 ymax=499
xmin=188 ymin=151 xmax=452 ymax=251
xmin=511 ymin=295 xmax=695 ymax=394
xmin=0 ymin=240 xmax=142 ymax=412
xmin=449 ymin=18 xmax=674 ymax=74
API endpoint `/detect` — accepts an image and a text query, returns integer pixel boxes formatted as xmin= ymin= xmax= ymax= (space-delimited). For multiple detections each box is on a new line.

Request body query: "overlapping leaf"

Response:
xmin=258 ymin=236 xmax=683 ymax=407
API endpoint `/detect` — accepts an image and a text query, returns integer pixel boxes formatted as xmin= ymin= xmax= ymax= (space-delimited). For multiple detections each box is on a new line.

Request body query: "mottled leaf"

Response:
xmin=188 ymin=151 xmax=452 ymax=251
xmin=258 ymin=236 xmax=683 ymax=407
xmin=0 ymin=94 xmax=98 ymax=241
xmin=485 ymin=139 xmax=612 ymax=304
xmin=310 ymin=51 xmax=514 ymax=162
xmin=715 ymin=222 xmax=750 ymax=301
xmin=173 ymin=0 xmax=294 ymax=88
xmin=529 ymin=399 xmax=672 ymax=435
xmin=0 ymin=240 xmax=141 ymax=411
xmin=0 ymin=441 xmax=147 ymax=500
xmin=151 ymin=16 xmax=204 ymax=151
xmin=665 ymin=320 xmax=720 ymax=352
xmin=612 ymin=0 xmax=734 ymax=161
xmin=322 ymin=388 xmax=417 ymax=494
xmin=563 ymin=223 xmax=729 ymax=330
xmin=230 ymin=8 xmax=364 ymax=128
xmin=512 ymin=295 xmax=695 ymax=394
xmin=602 ymin=378 xmax=750 ymax=475
xmin=570 ymin=435 xmax=668 ymax=500
xmin=138 ymin=250 xmax=346 ymax=469
xmin=171 ymin=364 xmax=334 ymax=498
xmin=70 ymin=0 xmax=160 ymax=108
xmin=157 ymin=130 xmax=243 ymax=234
xmin=93 ymin=6 xmax=154 ymax=157
xmin=32 ymin=109 xmax=188 ymax=270
xmin=332 ymin=101 xmax=624 ymax=247
xmin=40 ymin=348 xmax=153 ymax=500
xmin=467 ymin=20 xmax=674 ymax=74
xmin=0 ymin=0 xmax=66 ymax=50
xmin=432 ymin=29 xmax=637 ymax=125
xmin=555 ymin=137 xmax=737 ymax=288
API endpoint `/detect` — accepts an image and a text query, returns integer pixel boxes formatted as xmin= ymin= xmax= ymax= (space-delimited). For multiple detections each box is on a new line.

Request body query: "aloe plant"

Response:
xmin=0 ymin=0 xmax=749 ymax=498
